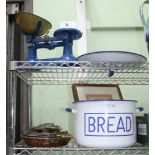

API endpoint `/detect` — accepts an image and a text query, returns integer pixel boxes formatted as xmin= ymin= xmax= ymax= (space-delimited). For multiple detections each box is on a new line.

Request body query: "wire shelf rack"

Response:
xmin=10 ymin=61 xmax=149 ymax=85
xmin=13 ymin=138 xmax=149 ymax=155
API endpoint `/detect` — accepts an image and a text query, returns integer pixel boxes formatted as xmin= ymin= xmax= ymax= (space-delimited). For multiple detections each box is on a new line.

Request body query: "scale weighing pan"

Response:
xmin=77 ymin=51 xmax=147 ymax=65
xmin=15 ymin=11 xmax=52 ymax=36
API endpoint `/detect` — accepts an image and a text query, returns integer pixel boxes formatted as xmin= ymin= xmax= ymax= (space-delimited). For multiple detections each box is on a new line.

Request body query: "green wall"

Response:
xmin=32 ymin=0 xmax=149 ymax=133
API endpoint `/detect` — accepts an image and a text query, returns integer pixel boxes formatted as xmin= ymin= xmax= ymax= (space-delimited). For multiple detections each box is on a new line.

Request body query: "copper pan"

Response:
xmin=21 ymin=132 xmax=72 ymax=147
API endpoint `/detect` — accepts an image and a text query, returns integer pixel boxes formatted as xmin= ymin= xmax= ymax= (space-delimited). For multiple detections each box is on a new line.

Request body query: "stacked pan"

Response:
xmin=21 ymin=123 xmax=72 ymax=147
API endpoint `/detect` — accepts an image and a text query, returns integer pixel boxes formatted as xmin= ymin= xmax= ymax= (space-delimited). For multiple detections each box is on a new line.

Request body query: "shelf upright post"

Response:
xmin=28 ymin=84 xmax=32 ymax=129
xmin=8 ymin=70 xmax=17 ymax=155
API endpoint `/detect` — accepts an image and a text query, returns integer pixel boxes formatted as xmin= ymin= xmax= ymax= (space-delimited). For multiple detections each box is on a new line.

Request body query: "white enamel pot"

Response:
xmin=66 ymin=100 xmax=137 ymax=148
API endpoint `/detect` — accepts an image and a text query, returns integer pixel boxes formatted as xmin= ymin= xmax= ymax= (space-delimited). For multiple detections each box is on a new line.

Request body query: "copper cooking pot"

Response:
xmin=21 ymin=131 xmax=72 ymax=147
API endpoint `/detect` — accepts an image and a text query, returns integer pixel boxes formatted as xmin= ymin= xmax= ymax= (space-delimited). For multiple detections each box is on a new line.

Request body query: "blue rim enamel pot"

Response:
xmin=67 ymin=100 xmax=137 ymax=148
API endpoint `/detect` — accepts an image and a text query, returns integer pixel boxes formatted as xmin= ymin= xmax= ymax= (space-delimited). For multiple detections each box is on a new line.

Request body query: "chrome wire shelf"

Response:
xmin=13 ymin=138 xmax=149 ymax=155
xmin=10 ymin=61 xmax=149 ymax=85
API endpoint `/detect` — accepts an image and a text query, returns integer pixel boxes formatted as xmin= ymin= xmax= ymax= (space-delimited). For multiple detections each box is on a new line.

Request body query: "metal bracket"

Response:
xmin=10 ymin=61 xmax=16 ymax=70
xmin=6 ymin=3 xmax=19 ymax=15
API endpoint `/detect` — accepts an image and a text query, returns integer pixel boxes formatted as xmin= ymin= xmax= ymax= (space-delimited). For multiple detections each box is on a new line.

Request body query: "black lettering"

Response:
xmin=126 ymin=116 xmax=132 ymax=132
xmin=88 ymin=117 xmax=96 ymax=132
xmin=107 ymin=116 xmax=115 ymax=133
xmin=97 ymin=117 xmax=105 ymax=132
xmin=116 ymin=117 xmax=125 ymax=132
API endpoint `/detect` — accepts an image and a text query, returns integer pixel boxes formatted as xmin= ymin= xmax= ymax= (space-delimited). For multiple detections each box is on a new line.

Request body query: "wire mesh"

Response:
xmin=11 ymin=61 xmax=149 ymax=85
xmin=13 ymin=138 xmax=149 ymax=155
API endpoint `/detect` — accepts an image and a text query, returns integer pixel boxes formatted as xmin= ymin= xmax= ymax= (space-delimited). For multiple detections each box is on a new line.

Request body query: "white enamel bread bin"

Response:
xmin=67 ymin=100 xmax=137 ymax=148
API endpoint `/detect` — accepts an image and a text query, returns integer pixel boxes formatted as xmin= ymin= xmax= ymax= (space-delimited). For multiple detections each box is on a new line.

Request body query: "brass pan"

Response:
xmin=15 ymin=11 xmax=52 ymax=36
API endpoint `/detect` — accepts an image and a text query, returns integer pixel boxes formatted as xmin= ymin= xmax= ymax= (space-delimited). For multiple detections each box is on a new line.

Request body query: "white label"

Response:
xmin=138 ymin=124 xmax=147 ymax=135
xmin=84 ymin=113 xmax=134 ymax=136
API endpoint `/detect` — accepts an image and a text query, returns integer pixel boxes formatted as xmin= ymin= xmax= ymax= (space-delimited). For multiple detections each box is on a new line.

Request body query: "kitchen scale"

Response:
xmin=16 ymin=11 xmax=82 ymax=61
